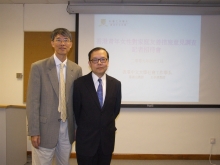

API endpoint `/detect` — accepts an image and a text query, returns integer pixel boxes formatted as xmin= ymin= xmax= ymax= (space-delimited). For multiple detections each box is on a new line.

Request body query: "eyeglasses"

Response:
xmin=54 ymin=38 xmax=70 ymax=44
xmin=90 ymin=58 xmax=108 ymax=64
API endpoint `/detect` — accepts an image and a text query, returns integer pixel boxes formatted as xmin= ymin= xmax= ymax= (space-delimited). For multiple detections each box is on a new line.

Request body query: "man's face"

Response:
xmin=89 ymin=49 xmax=109 ymax=78
xmin=51 ymin=34 xmax=72 ymax=56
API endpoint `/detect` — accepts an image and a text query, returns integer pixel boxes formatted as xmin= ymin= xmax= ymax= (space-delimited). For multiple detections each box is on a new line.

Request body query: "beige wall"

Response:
xmin=0 ymin=4 xmax=24 ymax=105
xmin=0 ymin=4 xmax=220 ymax=154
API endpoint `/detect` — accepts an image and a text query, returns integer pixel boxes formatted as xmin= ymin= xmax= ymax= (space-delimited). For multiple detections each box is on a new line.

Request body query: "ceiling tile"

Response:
xmin=0 ymin=0 xmax=13 ymax=3
xmin=47 ymin=0 xmax=69 ymax=3
xmin=11 ymin=0 xmax=48 ymax=3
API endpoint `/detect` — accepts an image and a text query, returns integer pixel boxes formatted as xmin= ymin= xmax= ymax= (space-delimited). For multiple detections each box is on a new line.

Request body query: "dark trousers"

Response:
xmin=76 ymin=143 xmax=112 ymax=165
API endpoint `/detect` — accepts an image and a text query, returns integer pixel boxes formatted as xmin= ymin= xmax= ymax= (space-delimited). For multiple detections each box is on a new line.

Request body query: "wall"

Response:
xmin=0 ymin=4 xmax=220 ymax=154
xmin=117 ymin=108 xmax=220 ymax=154
xmin=0 ymin=4 xmax=23 ymax=105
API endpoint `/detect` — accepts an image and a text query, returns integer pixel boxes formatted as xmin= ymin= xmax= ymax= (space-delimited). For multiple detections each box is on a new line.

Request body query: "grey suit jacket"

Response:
xmin=26 ymin=55 xmax=82 ymax=149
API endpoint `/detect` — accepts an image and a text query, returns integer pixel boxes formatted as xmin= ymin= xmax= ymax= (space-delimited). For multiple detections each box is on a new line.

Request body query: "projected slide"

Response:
xmin=93 ymin=15 xmax=201 ymax=104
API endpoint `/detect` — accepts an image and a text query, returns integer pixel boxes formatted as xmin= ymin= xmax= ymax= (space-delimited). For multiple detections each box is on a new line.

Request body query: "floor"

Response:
xmin=25 ymin=154 xmax=220 ymax=165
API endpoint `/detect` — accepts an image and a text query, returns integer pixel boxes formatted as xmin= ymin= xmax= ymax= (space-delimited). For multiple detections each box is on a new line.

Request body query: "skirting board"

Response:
xmin=27 ymin=151 xmax=220 ymax=160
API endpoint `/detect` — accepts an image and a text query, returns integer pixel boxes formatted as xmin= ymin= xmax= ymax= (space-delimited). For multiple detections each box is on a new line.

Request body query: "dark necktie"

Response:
xmin=97 ymin=78 xmax=103 ymax=107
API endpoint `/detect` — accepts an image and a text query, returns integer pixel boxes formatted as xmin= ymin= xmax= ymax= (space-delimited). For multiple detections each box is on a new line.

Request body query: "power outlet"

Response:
xmin=210 ymin=138 xmax=216 ymax=144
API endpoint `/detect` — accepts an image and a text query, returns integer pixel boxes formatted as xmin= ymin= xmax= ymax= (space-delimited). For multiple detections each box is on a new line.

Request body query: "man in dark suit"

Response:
xmin=73 ymin=47 xmax=121 ymax=165
xmin=26 ymin=28 xmax=82 ymax=165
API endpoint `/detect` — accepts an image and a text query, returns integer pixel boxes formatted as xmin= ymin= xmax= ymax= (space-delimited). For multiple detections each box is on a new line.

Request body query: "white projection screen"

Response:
xmin=77 ymin=14 xmax=220 ymax=107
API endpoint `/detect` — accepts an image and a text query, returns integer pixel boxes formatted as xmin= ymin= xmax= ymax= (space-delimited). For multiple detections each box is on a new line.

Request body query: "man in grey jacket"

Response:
xmin=26 ymin=28 xmax=82 ymax=165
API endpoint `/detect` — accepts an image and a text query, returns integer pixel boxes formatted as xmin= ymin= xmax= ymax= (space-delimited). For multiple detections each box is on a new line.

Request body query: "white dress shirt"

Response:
xmin=92 ymin=72 xmax=106 ymax=104
xmin=54 ymin=54 xmax=67 ymax=82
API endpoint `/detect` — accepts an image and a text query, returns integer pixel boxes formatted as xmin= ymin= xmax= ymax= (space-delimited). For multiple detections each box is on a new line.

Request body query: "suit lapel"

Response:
xmin=85 ymin=72 xmax=102 ymax=109
xmin=65 ymin=60 xmax=74 ymax=103
xmin=103 ymin=75 xmax=113 ymax=108
xmin=47 ymin=56 xmax=59 ymax=99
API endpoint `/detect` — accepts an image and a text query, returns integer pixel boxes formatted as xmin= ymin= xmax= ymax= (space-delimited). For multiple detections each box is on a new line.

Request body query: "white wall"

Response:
xmin=116 ymin=108 xmax=220 ymax=154
xmin=0 ymin=4 xmax=220 ymax=155
xmin=0 ymin=4 xmax=24 ymax=105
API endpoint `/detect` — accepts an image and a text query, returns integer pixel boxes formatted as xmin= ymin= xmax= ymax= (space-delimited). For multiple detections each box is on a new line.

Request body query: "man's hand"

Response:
xmin=31 ymin=135 xmax=40 ymax=149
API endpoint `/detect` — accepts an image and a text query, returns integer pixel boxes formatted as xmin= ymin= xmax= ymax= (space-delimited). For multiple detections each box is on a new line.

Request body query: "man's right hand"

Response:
xmin=31 ymin=135 xmax=40 ymax=149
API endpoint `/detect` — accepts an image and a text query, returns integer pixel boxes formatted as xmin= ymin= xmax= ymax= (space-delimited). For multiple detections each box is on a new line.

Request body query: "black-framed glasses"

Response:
xmin=90 ymin=58 xmax=108 ymax=64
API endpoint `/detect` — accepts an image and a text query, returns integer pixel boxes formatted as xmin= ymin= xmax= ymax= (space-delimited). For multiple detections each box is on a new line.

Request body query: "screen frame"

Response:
xmin=75 ymin=13 xmax=220 ymax=108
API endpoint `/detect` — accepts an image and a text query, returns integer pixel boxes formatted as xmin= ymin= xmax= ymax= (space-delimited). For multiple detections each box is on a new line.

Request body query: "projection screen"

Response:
xmin=77 ymin=14 xmax=220 ymax=107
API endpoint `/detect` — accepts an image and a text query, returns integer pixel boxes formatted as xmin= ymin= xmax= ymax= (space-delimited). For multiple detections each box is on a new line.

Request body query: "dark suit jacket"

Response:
xmin=26 ymin=56 xmax=82 ymax=149
xmin=73 ymin=72 xmax=121 ymax=156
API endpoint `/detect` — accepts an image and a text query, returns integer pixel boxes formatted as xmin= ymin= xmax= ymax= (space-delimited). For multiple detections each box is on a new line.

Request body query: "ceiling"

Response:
xmin=1 ymin=0 xmax=220 ymax=5
xmin=2 ymin=0 xmax=220 ymax=14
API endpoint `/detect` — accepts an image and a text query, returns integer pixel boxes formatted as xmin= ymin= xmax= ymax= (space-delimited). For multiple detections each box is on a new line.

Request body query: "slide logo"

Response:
xmin=99 ymin=18 xmax=128 ymax=27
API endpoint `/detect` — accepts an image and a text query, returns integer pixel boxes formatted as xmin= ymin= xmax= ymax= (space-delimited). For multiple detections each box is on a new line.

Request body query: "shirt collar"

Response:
xmin=53 ymin=54 xmax=67 ymax=66
xmin=92 ymin=72 xmax=106 ymax=82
